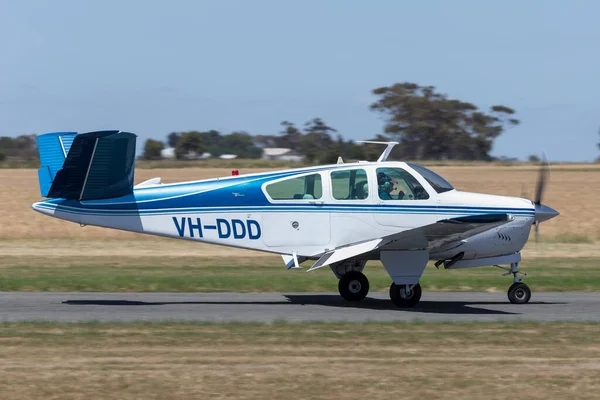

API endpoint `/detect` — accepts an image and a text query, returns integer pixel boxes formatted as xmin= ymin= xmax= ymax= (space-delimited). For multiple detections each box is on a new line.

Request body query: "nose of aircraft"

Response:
xmin=535 ymin=203 xmax=559 ymax=223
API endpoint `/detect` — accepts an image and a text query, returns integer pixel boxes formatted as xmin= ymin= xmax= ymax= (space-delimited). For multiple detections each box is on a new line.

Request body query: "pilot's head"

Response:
xmin=377 ymin=172 xmax=389 ymax=186
xmin=377 ymin=172 xmax=393 ymax=192
xmin=382 ymin=181 xmax=393 ymax=193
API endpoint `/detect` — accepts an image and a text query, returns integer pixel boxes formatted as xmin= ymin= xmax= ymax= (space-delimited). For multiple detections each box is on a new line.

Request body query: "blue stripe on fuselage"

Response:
xmin=35 ymin=202 xmax=535 ymax=217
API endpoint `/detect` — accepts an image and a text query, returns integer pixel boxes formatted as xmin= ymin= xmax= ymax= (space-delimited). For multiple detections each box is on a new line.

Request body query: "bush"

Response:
xmin=142 ymin=139 xmax=164 ymax=160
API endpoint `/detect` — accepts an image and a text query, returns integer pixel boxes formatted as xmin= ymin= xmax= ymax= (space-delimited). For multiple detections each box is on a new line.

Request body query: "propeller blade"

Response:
xmin=534 ymin=153 xmax=549 ymax=205
xmin=533 ymin=152 xmax=551 ymax=244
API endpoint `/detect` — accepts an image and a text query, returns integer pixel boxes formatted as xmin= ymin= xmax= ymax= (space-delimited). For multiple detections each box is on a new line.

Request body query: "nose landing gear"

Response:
xmin=495 ymin=262 xmax=531 ymax=304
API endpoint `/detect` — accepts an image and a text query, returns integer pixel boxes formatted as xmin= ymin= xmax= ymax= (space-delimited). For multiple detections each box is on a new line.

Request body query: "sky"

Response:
xmin=1 ymin=0 xmax=598 ymax=162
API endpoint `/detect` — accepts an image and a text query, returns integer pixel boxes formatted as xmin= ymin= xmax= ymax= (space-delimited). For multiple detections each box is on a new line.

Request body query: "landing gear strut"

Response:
xmin=496 ymin=262 xmax=531 ymax=304
xmin=338 ymin=271 xmax=369 ymax=302
xmin=389 ymin=282 xmax=422 ymax=308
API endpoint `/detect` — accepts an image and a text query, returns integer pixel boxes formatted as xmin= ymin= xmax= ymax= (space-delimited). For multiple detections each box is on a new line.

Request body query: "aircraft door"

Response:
xmin=373 ymin=167 xmax=438 ymax=229
xmin=327 ymin=167 xmax=375 ymax=247
xmin=261 ymin=172 xmax=331 ymax=247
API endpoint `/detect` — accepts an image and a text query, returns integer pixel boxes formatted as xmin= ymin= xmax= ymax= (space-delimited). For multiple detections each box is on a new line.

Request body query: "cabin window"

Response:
xmin=265 ymin=173 xmax=322 ymax=200
xmin=331 ymin=168 xmax=369 ymax=200
xmin=376 ymin=167 xmax=430 ymax=200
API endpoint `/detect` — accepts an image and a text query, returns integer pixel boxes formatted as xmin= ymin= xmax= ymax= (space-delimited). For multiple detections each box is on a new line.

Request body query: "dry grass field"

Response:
xmin=0 ymin=321 xmax=598 ymax=400
xmin=1 ymin=165 xmax=598 ymax=242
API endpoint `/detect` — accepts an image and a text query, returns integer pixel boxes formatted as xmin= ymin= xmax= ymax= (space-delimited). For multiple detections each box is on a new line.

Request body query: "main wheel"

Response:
xmin=338 ymin=271 xmax=369 ymax=302
xmin=508 ymin=282 xmax=531 ymax=304
xmin=389 ymin=282 xmax=422 ymax=308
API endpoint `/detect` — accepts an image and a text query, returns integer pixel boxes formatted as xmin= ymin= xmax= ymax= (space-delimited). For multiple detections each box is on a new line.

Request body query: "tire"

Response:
xmin=338 ymin=271 xmax=369 ymax=302
xmin=389 ymin=282 xmax=422 ymax=308
xmin=508 ymin=282 xmax=531 ymax=304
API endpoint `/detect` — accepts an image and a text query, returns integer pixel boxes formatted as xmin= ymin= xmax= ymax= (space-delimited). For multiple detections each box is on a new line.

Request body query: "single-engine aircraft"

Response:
xmin=31 ymin=130 xmax=559 ymax=307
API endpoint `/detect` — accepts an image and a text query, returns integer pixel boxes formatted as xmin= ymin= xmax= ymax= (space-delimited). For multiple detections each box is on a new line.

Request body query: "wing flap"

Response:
xmin=307 ymin=238 xmax=382 ymax=272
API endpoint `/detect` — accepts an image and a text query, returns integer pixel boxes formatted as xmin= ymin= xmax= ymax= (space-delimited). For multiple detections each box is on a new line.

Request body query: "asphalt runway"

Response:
xmin=0 ymin=292 xmax=599 ymax=323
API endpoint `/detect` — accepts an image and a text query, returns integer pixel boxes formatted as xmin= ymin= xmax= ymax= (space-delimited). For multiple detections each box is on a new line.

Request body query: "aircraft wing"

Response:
xmin=307 ymin=213 xmax=513 ymax=271
xmin=378 ymin=213 xmax=514 ymax=251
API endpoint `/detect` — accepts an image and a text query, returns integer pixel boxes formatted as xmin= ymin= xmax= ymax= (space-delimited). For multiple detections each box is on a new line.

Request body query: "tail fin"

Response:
xmin=36 ymin=130 xmax=137 ymax=200
xmin=36 ymin=132 xmax=78 ymax=196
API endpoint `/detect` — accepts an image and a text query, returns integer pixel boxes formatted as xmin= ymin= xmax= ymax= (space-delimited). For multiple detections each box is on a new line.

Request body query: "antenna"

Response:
xmin=356 ymin=141 xmax=399 ymax=162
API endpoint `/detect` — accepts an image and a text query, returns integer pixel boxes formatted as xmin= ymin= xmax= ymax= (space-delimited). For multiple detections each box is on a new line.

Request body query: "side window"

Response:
xmin=331 ymin=169 xmax=369 ymax=200
xmin=266 ymin=173 xmax=322 ymax=200
xmin=376 ymin=167 xmax=430 ymax=200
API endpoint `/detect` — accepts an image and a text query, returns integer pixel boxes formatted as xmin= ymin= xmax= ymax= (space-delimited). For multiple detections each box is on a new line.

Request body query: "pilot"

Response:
xmin=377 ymin=172 xmax=394 ymax=200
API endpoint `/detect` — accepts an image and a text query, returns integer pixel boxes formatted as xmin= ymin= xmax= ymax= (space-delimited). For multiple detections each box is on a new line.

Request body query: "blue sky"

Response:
xmin=1 ymin=0 xmax=598 ymax=161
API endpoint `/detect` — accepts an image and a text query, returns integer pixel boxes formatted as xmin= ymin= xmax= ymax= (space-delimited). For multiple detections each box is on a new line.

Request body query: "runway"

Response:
xmin=0 ymin=292 xmax=599 ymax=323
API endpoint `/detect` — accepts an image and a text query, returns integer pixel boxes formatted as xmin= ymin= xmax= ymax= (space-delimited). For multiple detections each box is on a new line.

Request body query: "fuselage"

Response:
xmin=32 ymin=161 xmax=540 ymax=260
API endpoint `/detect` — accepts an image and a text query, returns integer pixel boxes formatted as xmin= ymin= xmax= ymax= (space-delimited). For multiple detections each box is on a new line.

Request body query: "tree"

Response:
xmin=219 ymin=131 xmax=262 ymax=158
xmin=0 ymin=134 xmax=38 ymax=161
xmin=370 ymin=82 xmax=519 ymax=160
xmin=528 ymin=154 xmax=540 ymax=164
xmin=199 ymin=130 xmax=222 ymax=148
xmin=276 ymin=121 xmax=303 ymax=149
xmin=175 ymin=132 xmax=207 ymax=159
xmin=167 ymin=132 xmax=180 ymax=148
xmin=303 ymin=118 xmax=337 ymax=136
xmin=142 ymin=139 xmax=164 ymax=160
xmin=298 ymin=118 xmax=337 ymax=162
xmin=0 ymin=151 xmax=5 ymax=162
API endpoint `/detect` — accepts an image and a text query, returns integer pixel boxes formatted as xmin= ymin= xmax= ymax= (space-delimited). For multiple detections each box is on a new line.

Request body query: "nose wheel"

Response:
xmin=338 ymin=271 xmax=369 ymax=302
xmin=496 ymin=262 xmax=532 ymax=304
xmin=508 ymin=282 xmax=531 ymax=304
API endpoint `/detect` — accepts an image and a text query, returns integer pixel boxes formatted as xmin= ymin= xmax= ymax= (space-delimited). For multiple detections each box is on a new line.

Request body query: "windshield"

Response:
xmin=406 ymin=163 xmax=454 ymax=194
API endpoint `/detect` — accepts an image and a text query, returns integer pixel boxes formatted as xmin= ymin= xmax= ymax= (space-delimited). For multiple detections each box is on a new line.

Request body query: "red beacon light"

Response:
xmin=232 ymin=169 xmax=239 ymax=176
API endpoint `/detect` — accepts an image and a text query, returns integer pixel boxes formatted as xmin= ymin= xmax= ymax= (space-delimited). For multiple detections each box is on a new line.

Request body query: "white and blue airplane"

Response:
xmin=31 ymin=130 xmax=559 ymax=307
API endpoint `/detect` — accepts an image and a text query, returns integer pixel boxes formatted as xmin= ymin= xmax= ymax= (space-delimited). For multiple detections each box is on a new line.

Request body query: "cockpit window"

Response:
xmin=407 ymin=163 xmax=454 ymax=194
xmin=376 ymin=167 xmax=429 ymax=200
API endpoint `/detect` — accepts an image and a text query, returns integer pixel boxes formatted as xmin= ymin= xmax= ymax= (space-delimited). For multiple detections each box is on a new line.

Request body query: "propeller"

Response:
xmin=530 ymin=152 xmax=553 ymax=243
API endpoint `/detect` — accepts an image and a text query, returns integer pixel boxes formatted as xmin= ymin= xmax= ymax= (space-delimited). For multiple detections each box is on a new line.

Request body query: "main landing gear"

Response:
xmin=338 ymin=271 xmax=370 ymax=302
xmin=496 ymin=262 xmax=531 ymax=304
xmin=389 ymin=282 xmax=422 ymax=308
xmin=337 ymin=271 xmax=423 ymax=308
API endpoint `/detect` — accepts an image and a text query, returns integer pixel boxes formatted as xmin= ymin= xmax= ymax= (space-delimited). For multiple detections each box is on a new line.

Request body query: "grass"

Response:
xmin=0 ymin=321 xmax=598 ymax=399
xmin=1 ymin=254 xmax=599 ymax=292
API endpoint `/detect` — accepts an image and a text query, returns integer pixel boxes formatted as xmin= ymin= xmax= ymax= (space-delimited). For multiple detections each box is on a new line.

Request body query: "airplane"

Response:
xmin=31 ymin=130 xmax=559 ymax=307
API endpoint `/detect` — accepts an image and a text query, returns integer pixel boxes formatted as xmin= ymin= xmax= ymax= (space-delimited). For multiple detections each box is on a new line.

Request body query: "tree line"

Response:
xmin=1 ymin=81 xmax=560 ymax=164
xmin=143 ymin=82 xmax=521 ymax=162
xmin=142 ymin=118 xmax=388 ymax=164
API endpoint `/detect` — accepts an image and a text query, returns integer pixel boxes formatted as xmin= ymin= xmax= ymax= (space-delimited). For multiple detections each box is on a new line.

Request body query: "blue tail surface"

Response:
xmin=36 ymin=130 xmax=137 ymax=200
xmin=36 ymin=132 xmax=77 ymax=196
